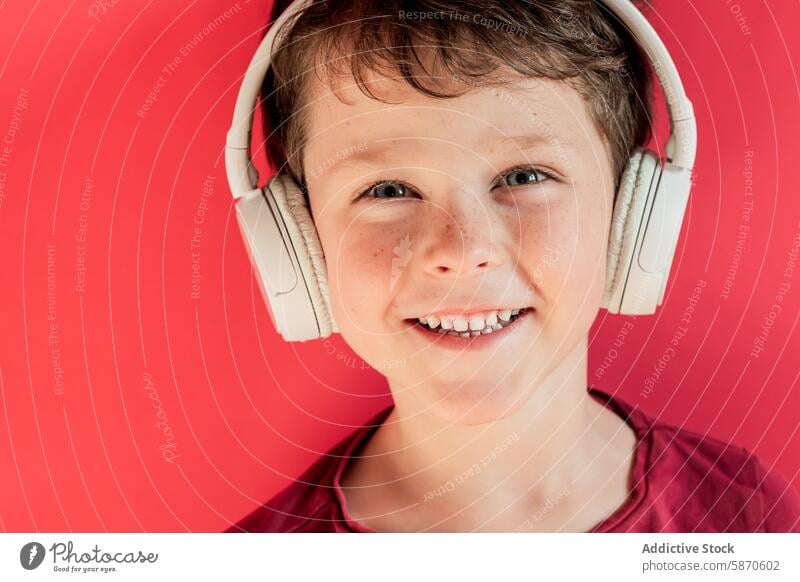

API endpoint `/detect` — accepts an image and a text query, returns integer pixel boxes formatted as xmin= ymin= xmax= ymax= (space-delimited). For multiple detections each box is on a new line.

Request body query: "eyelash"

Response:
xmin=354 ymin=165 xmax=557 ymax=201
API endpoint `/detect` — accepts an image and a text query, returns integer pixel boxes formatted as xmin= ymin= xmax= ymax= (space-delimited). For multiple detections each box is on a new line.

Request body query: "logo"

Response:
xmin=389 ymin=234 xmax=412 ymax=291
xmin=20 ymin=542 xmax=46 ymax=570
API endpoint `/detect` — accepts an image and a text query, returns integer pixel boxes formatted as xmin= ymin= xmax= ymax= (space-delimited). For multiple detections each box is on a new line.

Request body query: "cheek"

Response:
xmin=316 ymin=215 xmax=407 ymax=328
xmin=519 ymin=194 xmax=610 ymax=303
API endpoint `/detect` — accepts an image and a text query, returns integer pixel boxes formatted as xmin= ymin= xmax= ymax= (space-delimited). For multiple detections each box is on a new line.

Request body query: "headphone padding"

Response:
xmin=604 ymin=149 xmax=659 ymax=310
xmin=268 ymin=175 xmax=337 ymax=337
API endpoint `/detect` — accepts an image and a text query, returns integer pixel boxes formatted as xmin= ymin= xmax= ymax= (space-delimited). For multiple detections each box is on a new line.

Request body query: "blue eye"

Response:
xmin=373 ymin=182 xmax=407 ymax=198
xmin=354 ymin=166 xmax=555 ymax=202
xmin=500 ymin=167 xmax=552 ymax=187
xmin=357 ymin=180 xmax=413 ymax=200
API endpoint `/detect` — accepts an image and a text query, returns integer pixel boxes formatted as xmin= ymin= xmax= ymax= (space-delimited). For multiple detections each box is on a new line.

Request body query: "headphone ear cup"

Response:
xmin=267 ymin=175 xmax=337 ymax=339
xmin=603 ymin=149 xmax=661 ymax=314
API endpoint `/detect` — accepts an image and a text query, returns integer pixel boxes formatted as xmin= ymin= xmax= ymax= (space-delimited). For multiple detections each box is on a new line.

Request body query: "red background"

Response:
xmin=0 ymin=0 xmax=798 ymax=532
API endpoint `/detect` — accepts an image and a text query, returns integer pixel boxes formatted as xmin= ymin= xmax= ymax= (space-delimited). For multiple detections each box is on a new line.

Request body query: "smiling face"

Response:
xmin=302 ymin=69 xmax=617 ymax=425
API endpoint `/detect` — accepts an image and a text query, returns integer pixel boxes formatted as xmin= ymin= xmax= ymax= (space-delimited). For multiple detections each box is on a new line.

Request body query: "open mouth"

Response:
xmin=404 ymin=308 xmax=531 ymax=338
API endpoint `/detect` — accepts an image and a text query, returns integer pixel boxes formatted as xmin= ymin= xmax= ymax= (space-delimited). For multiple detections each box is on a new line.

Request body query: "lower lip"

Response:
xmin=405 ymin=309 xmax=532 ymax=350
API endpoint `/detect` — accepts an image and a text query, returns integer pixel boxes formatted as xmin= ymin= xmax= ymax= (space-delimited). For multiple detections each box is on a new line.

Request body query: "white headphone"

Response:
xmin=225 ymin=0 xmax=697 ymax=342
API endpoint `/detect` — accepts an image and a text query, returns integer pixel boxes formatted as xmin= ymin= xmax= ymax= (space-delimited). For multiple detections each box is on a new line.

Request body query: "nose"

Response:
xmin=421 ymin=194 xmax=504 ymax=278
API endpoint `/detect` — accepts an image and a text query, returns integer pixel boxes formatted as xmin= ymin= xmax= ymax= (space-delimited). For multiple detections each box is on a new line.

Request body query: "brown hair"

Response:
xmin=262 ymin=0 xmax=654 ymax=195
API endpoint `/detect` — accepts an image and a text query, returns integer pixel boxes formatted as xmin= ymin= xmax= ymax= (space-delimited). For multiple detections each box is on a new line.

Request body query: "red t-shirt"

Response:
xmin=225 ymin=387 xmax=800 ymax=532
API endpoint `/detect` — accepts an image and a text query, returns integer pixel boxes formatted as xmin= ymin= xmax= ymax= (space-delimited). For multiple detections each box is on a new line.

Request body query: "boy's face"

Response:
xmin=302 ymin=70 xmax=616 ymax=425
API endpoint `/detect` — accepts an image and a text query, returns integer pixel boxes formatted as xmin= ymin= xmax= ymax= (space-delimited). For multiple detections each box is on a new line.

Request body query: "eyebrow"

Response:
xmin=315 ymin=131 xmax=573 ymax=179
xmin=492 ymin=132 xmax=571 ymax=151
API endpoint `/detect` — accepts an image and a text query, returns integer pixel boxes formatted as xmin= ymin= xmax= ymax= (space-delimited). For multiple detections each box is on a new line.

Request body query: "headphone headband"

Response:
xmin=225 ymin=0 xmax=310 ymax=199
xmin=225 ymin=0 xmax=697 ymax=200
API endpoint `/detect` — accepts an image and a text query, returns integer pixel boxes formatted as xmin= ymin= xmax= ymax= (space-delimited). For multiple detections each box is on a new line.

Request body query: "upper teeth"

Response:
xmin=418 ymin=309 xmax=523 ymax=332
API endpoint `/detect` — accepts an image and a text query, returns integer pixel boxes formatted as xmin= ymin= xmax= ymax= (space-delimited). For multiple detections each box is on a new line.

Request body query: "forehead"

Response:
xmin=302 ymin=69 xmax=603 ymax=168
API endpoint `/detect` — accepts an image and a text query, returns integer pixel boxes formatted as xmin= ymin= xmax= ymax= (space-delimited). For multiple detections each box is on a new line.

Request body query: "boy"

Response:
xmin=226 ymin=0 xmax=800 ymax=532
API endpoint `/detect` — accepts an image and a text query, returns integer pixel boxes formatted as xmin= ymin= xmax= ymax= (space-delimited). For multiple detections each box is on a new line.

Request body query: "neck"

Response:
xmin=358 ymin=337 xmax=631 ymax=530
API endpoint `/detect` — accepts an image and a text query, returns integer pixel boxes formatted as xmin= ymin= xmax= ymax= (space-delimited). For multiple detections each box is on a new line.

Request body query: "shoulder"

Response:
xmin=224 ymin=432 xmax=354 ymax=532
xmin=745 ymin=453 xmax=800 ymax=532
xmin=636 ymin=405 xmax=800 ymax=531
xmin=224 ymin=407 xmax=393 ymax=533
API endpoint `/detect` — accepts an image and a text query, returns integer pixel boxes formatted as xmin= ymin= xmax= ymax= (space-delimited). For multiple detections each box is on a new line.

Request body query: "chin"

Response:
xmin=421 ymin=380 xmax=534 ymax=426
